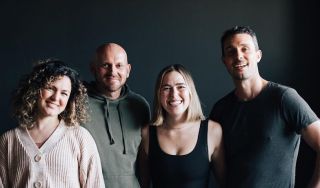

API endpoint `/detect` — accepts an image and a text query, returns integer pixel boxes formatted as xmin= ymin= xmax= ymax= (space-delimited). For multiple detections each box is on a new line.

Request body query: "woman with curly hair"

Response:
xmin=0 ymin=59 xmax=105 ymax=188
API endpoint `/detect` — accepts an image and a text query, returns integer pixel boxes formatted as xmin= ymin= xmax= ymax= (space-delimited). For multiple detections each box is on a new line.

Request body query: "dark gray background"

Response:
xmin=1 ymin=0 xmax=318 ymax=187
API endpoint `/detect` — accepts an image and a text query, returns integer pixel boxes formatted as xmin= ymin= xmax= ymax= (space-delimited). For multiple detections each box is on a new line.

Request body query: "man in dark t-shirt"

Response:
xmin=209 ymin=26 xmax=320 ymax=188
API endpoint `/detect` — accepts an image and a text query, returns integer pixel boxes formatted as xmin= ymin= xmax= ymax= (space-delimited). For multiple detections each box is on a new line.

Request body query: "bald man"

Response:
xmin=82 ymin=43 xmax=150 ymax=188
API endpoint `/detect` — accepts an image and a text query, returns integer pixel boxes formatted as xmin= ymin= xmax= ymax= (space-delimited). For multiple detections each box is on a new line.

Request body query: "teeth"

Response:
xmin=234 ymin=64 xmax=247 ymax=68
xmin=47 ymin=102 xmax=58 ymax=107
xmin=169 ymin=100 xmax=182 ymax=106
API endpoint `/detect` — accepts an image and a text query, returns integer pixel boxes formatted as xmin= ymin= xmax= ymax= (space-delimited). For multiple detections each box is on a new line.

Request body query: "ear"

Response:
xmin=127 ymin=64 xmax=131 ymax=78
xmin=256 ymin=50 xmax=262 ymax=63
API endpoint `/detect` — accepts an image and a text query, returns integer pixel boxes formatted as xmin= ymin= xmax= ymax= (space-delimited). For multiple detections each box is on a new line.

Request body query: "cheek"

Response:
xmin=159 ymin=93 xmax=168 ymax=105
xmin=182 ymin=89 xmax=190 ymax=97
xmin=40 ymin=90 xmax=50 ymax=99
xmin=160 ymin=94 xmax=166 ymax=104
xmin=224 ymin=60 xmax=233 ymax=67
xmin=96 ymin=68 xmax=107 ymax=76
xmin=120 ymin=70 xmax=128 ymax=79
xmin=182 ymin=91 xmax=191 ymax=104
xmin=61 ymin=97 xmax=70 ymax=107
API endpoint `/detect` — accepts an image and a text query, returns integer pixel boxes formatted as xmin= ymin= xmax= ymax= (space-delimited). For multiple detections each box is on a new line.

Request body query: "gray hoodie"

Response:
xmin=82 ymin=82 xmax=150 ymax=188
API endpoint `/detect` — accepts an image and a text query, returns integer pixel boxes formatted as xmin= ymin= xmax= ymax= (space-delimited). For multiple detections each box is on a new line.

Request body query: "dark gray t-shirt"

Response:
xmin=210 ymin=82 xmax=318 ymax=188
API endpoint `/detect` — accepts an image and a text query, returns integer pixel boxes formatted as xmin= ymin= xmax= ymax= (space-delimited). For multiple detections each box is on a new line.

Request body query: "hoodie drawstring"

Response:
xmin=103 ymin=98 xmax=127 ymax=154
xmin=117 ymin=103 xmax=127 ymax=154
xmin=103 ymin=99 xmax=115 ymax=145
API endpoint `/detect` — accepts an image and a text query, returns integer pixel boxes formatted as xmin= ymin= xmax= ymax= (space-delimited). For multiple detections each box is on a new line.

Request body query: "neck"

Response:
xmin=32 ymin=116 xmax=60 ymax=131
xmin=96 ymin=83 xmax=122 ymax=100
xmin=234 ymin=77 xmax=268 ymax=101
xmin=28 ymin=116 xmax=61 ymax=148
xmin=105 ymin=91 xmax=121 ymax=100
xmin=163 ymin=115 xmax=190 ymax=130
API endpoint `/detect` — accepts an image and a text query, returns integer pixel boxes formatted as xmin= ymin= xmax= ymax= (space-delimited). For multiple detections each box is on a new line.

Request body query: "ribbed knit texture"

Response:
xmin=0 ymin=121 xmax=105 ymax=188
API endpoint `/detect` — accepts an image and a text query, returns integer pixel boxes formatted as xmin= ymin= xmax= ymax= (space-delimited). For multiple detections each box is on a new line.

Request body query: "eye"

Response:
xmin=116 ymin=63 xmax=124 ymax=69
xmin=161 ymin=86 xmax=172 ymax=93
xmin=242 ymin=46 xmax=251 ymax=53
xmin=177 ymin=85 xmax=186 ymax=90
xmin=225 ymin=48 xmax=236 ymax=56
xmin=61 ymin=92 xmax=69 ymax=97
xmin=45 ymin=87 xmax=54 ymax=92
xmin=101 ymin=63 xmax=110 ymax=69
xmin=161 ymin=86 xmax=171 ymax=91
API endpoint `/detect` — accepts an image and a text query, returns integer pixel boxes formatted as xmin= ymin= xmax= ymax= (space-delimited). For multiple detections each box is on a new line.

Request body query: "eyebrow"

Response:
xmin=62 ymin=89 xmax=71 ymax=93
xmin=161 ymin=82 xmax=186 ymax=87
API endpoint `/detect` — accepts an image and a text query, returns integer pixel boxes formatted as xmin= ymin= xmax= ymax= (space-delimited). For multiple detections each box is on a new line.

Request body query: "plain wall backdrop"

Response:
xmin=1 ymin=0 xmax=319 ymax=187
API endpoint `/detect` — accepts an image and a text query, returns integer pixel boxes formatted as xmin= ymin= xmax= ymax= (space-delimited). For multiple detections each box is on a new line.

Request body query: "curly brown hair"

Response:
xmin=12 ymin=59 xmax=89 ymax=127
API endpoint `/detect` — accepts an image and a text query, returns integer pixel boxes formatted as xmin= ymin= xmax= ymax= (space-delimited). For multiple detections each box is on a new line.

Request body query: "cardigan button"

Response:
xmin=34 ymin=154 xmax=41 ymax=162
xmin=34 ymin=181 xmax=42 ymax=188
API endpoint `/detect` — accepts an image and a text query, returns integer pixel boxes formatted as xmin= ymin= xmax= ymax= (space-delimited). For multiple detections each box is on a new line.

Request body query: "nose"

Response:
xmin=109 ymin=64 xmax=115 ymax=72
xmin=169 ymin=87 xmax=178 ymax=97
xmin=50 ymin=91 xmax=59 ymax=101
xmin=236 ymin=50 xmax=244 ymax=61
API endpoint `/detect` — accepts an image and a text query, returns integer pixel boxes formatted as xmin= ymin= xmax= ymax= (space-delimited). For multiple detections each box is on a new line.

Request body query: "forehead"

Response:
xmin=98 ymin=46 xmax=127 ymax=63
xmin=47 ymin=75 xmax=72 ymax=90
xmin=162 ymin=71 xmax=186 ymax=85
xmin=224 ymin=33 xmax=255 ymax=47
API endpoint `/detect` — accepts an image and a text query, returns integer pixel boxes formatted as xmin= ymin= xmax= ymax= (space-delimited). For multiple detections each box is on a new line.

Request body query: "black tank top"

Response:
xmin=149 ymin=120 xmax=211 ymax=188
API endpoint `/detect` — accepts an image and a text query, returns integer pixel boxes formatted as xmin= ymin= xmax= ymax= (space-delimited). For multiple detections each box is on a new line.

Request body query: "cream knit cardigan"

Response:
xmin=0 ymin=121 xmax=105 ymax=188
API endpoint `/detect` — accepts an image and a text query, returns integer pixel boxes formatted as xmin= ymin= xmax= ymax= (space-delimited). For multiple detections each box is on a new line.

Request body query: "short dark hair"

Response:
xmin=12 ymin=59 xmax=89 ymax=127
xmin=221 ymin=26 xmax=260 ymax=57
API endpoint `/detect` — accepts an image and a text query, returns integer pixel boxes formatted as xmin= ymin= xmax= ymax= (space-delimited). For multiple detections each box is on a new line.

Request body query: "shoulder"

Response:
xmin=127 ymin=89 xmax=150 ymax=106
xmin=66 ymin=125 xmax=96 ymax=144
xmin=267 ymin=82 xmax=305 ymax=104
xmin=141 ymin=124 xmax=150 ymax=138
xmin=124 ymin=89 xmax=151 ymax=119
xmin=211 ymin=90 xmax=236 ymax=114
xmin=207 ymin=120 xmax=223 ymax=139
xmin=0 ymin=128 xmax=16 ymax=143
xmin=0 ymin=128 xmax=20 ymax=151
xmin=141 ymin=124 xmax=151 ymax=155
xmin=215 ymin=90 xmax=235 ymax=105
xmin=207 ymin=120 xmax=223 ymax=159
xmin=141 ymin=124 xmax=155 ymax=143
xmin=266 ymin=82 xmax=296 ymax=96
xmin=207 ymin=120 xmax=223 ymax=149
xmin=67 ymin=125 xmax=92 ymax=136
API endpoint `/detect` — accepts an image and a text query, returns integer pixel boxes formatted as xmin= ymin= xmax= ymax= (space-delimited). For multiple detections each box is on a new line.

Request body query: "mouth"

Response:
xmin=104 ymin=76 xmax=120 ymax=83
xmin=47 ymin=101 xmax=59 ymax=108
xmin=168 ymin=100 xmax=182 ymax=106
xmin=106 ymin=75 xmax=116 ymax=79
xmin=233 ymin=63 xmax=248 ymax=70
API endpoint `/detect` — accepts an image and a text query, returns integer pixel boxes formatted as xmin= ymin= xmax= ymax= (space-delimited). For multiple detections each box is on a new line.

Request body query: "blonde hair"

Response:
xmin=151 ymin=64 xmax=205 ymax=126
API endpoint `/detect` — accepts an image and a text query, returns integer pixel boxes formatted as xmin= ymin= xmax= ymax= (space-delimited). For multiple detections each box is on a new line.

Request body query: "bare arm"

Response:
xmin=138 ymin=125 xmax=151 ymax=188
xmin=301 ymin=120 xmax=320 ymax=188
xmin=208 ymin=120 xmax=226 ymax=188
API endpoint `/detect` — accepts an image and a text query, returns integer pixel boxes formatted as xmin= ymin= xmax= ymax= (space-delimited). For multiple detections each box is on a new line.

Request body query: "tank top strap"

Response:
xmin=148 ymin=125 xmax=158 ymax=156
xmin=195 ymin=119 xmax=209 ymax=156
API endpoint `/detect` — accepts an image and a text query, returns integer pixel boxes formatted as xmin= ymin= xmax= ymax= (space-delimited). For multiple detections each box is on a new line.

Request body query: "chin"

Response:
xmin=43 ymin=110 xmax=62 ymax=117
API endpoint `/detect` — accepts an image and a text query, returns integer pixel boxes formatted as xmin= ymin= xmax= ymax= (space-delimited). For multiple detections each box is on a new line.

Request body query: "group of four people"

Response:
xmin=1 ymin=25 xmax=320 ymax=188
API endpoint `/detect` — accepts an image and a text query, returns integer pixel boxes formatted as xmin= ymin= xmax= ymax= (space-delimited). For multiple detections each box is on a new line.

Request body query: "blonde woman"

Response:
xmin=139 ymin=64 xmax=225 ymax=188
